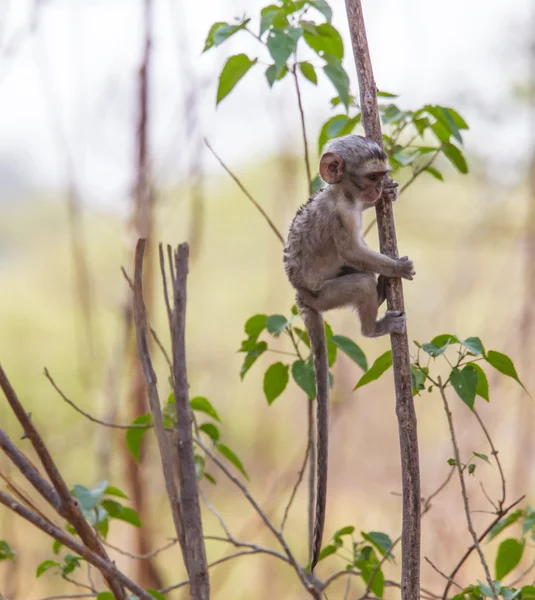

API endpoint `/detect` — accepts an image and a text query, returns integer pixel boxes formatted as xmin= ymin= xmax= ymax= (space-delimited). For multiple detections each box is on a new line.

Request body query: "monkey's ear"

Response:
xmin=319 ymin=152 xmax=344 ymax=184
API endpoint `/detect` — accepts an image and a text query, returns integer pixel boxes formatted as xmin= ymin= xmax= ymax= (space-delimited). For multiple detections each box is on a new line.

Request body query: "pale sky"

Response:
xmin=0 ymin=0 xmax=532 ymax=206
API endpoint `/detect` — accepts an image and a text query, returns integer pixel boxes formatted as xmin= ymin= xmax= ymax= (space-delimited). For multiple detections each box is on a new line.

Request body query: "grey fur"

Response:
xmin=283 ymin=135 xmax=415 ymax=570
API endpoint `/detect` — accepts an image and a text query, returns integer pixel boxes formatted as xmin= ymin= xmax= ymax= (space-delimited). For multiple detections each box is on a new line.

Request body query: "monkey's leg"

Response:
xmin=305 ymin=274 xmax=405 ymax=337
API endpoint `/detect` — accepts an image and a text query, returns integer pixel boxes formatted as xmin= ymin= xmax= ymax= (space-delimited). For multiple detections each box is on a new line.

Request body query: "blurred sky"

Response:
xmin=0 ymin=0 xmax=532 ymax=207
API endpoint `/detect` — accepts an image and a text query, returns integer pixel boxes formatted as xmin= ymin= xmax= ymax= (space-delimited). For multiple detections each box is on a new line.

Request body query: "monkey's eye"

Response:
xmin=367 ymin=173 xmax=378 ymax=181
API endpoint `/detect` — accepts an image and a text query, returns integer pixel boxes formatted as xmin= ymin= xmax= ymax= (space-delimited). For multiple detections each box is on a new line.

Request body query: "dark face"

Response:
xmin=346 ymin=167 xmax=389 ymax=204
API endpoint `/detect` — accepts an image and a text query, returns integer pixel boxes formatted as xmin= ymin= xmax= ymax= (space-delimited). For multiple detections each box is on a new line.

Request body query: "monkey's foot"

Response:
xmin=384 ymin=310 xmax=406 ymax=334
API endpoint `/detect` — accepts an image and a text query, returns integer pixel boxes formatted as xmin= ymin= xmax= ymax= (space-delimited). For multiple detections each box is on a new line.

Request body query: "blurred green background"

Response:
xmin=0 ymin=0 xmax=534 ymax=598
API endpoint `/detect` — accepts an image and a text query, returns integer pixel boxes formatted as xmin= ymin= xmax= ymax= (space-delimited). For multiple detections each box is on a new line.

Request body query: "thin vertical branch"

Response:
xmin=344 ymin=3 xmax=421 ymax=599
xmin=132 ymin=239 xmax=187 ymax=559
xmin=438 ymin=378 xmax=498 ymax=600
xmin=170 ymin=243 xmax=210 ymax=600
xmin=292 ymin=65 xmax=312 ymax=194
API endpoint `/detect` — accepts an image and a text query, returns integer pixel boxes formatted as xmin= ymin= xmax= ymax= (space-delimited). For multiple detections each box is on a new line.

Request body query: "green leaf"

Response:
xmin=430 ymin=333 xmax=459 ymax=347
xmin=423 ymin=166 xmax=444 ymax=181
xmin=450 ymin=365 xmax=478 ymax=410
xmin=203 ymin=19 xmax=250 ymax=52
xmin=195 ymin=455 xmax=205 ymax=480
xmin=104 ymin=485 xmax=129 ymax=499
xmin=362 ymin=531 xmax=394 ymax=558
xmin=218 ymin=443 xmax=249 ymax=479
xmin=72 ymin=484 xmax=99 ymax=512
xmin=426 ymin=105 xmax=463 ymax=143
xmin=520 ymin=586 xmax=535 ymax=599
xmin=495 ymin=538 xmax=524 ymax=580
xmin=267 ymin=28 xmax=300 ymax=72
xmin=263 ymin=362 xmax=290 ymax=404
xmin=411 ymin=365 xmax=428 ymax=396
xmin=299 ymin=61 xmax=317 ymax=84
xmin=317 ymin=544 xmax=337 ymax=561
xmin=204 ymin=472 xmax=216 ymax=485
xmin=62 ymin=554 xmax=82 ymax=576
xmin=260 ymin=5 xmax=286 ymax=36
xmin=333 ymin=525 xmax=355 ymax=541
xmin=240 ymin=341 xmax=267 ymax=379
xmin=52 ymin=539 xmax=62 ymax=555
xmin=307 ymin=0 xmax=332 ymax=22
xmin=355 ymin=350 xmax=392 ymax=389
xmin=216 ymin=54 xmax=257 ymax=105
xmin=266 ymin=314 xmax=289 ymax=336
xmin=199 ymin=423 xmax=220 ymax=443
xmin=356 ymin=546 xmax=384 ymax=597
xmin=323 ymin=63 xmax=350 ymax=110
xmin=324 ymin=322 xmax=337 ymax=367
xmin=431 ymin=120 xmax=451 ymax=143
xmin=485 ymin=351 xmax=526 ymax=391
xmin=478 ymin=581 xmax=502 ymax=597
xmin=147 ymin=591 xmax=167 ymax=600
xmin=470 ymin=363 xmax=490 ymax=401
xmin=302 ymin=22 xmax=343 ymax=60
xmin=245 ymin=314 xmax=267 ymax=339
xmin=468 ymin=463 xmax=476 ymax=475
xmin=292 ymin=359 xmax=316 ymax=399
xmin=377 ymin=90 xmax=398 ymax=98
xmin=293 ymin=327 xmax=310 ymax=347
xmin=502 ymin=588 xmax=522 ymax=600
xmin=0 ymin=540 xmax=15 ymax=561
xmin=331 ymin=335 xmax=367 ymax=371
xmin=421 ymin=340 xmax=451 ymax=357
xmin=444 ymin=107 xmax=469 ymax=130
xmin=522 ymin=506 xmax=535 ymax=536
xmin=126 ymin=413 xmax=152 ymax=463
xmin=265 ymin=64 xmax=288 ymax=87
xmin=318 ymin=113 xmax=361 ymax=154
xmin=190 ymin=396 xmax=221 ymax=422
xmin=36 ymin=559 xmax=60 ymax=577
xmin=442 ymin=143 xmax=468 ymax=173
xmin=488 ymin=510 xmax=523 ymax=541
xmin=101 ymin=500 xmax=142 ymax=528
xmin=473 ymin=452 xmax=490 ymax=464
xmin=97 ymin=594 xmax=115 ymax=600
xmin=311 ymin=173 xmax=323 ymax=193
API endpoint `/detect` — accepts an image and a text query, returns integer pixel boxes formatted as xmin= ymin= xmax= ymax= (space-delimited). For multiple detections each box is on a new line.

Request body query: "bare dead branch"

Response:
xmin=102 ymin=537 xmax=178 ymax=561
xmin=344 ymin=3 xmax=421 ymax=598
xmin=292 ymin=65 xmax=312 ymax=194
xmin=204 ymin=138 xmax=285 ymax=244
xmin=168 ymin=242 xmax=210 ymax=599
xmin=44 ymin=369 xmax=146 ymax=430
xmin=194 ymin=436 xmax=321 ymax=598
xmin=474 ymin=409 xmax=506 ymax=509
xmin=132 ymin=239 xmax=187 ymax=560
xmin=424 ymin=556 xmax=462 ymax=590
xmin=0 ymin=490 xmax=151 ymax=599
xmin=280 ymin=440 xmax=309 ymax=534
xmin=442 ymin=495 xmax=525 ymax=600
xmin=0 ymin=364 xmax=127 ymax=598
xmin=0 ymin=429 xmax=61 ymax=512
xmin=438 ymin=377 xmax=497 ymax=600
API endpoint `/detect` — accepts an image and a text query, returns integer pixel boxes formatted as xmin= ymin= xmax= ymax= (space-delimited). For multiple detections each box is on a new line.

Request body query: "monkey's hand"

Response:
xmin=393 ymin=256 xmax=415 ymax=280
xmin=382 ymin=176 xmax=399 ymax=203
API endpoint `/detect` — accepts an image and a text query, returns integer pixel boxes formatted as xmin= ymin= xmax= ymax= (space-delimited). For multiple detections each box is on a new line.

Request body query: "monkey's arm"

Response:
xmin=333 ymin=217 xmax=414 ymax=279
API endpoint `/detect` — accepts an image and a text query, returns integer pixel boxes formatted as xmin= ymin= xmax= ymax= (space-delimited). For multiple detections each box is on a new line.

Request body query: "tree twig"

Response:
xmin=438 ymin=377 xmax=497 ymax=600
xmin=344 ymin=3 xmax=421 ymax=599
xmin=442 ymin=495 xmax=525 ymax=600
xmin=280 ymin=440 xmax=309 ymax=534
xmin=0 ymin=490 xmax=151 ymax=599
xmin=292 ymin=65 xmax=312 ymax=194
xmin=474 ymin=409 xmax=506 ymax=510
xmin=168 ymin=243 xmax=210 ymax=599
xmin=424 ymin=556 xmax=462 ymax=590
xmin=132 ymin=239 xmax=187 ymax=562
xmin=0 ymin=364 xmax=127 ymax=599
xmin=204 ymin=138 xmax=285 ymax=244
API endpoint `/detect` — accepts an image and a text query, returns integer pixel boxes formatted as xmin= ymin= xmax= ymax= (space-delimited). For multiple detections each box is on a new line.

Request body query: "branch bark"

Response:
xmin=344 ymin=3 xmax=421 ymax=599
xmin=168 ymin=243 xmax=211 ymax=600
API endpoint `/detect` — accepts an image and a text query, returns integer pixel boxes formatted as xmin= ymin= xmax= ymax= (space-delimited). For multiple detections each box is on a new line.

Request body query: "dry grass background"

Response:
xmin=0 ymin=153 xmax=533 ymax=599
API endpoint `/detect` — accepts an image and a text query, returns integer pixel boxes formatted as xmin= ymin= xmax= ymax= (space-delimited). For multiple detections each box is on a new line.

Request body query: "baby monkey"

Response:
xmin=283 ymin=135 xmax=415 ymax=570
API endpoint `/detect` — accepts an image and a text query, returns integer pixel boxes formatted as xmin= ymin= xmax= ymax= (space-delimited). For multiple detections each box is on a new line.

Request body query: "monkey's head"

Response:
xmin=319 ymin=135 xmax=390 ymax=204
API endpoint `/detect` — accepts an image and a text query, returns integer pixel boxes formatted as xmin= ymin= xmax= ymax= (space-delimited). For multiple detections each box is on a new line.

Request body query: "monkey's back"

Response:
xmin=283 ymin=191 xmax=339 ymax=291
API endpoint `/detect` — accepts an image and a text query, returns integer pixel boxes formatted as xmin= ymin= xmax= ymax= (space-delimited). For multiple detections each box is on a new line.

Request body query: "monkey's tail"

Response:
xmin=300 ymin=303 xmax=329 ymax=572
